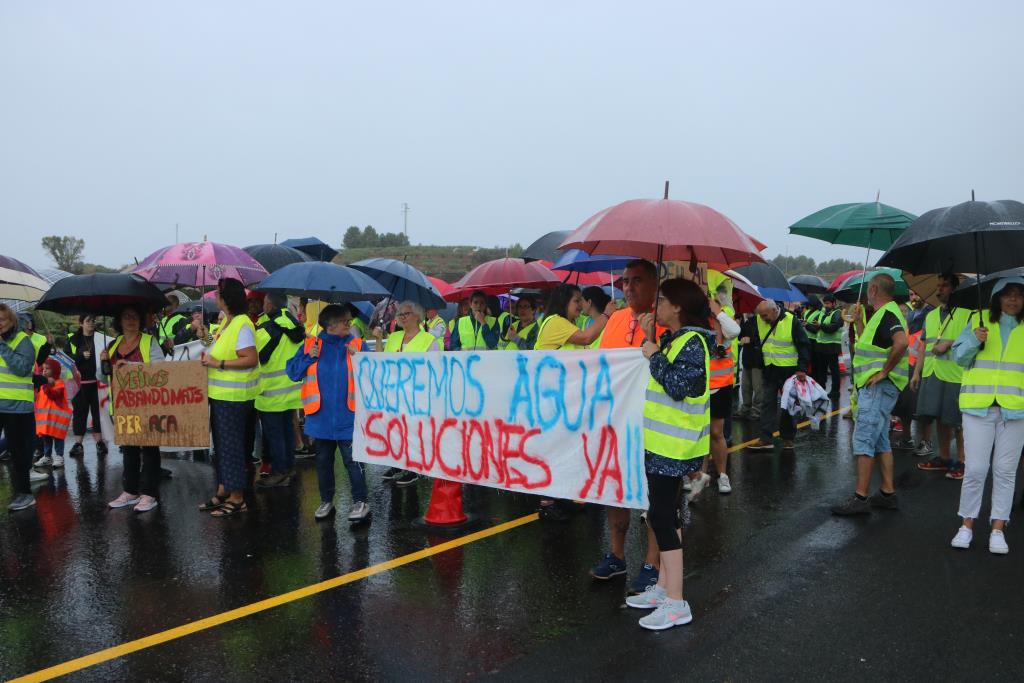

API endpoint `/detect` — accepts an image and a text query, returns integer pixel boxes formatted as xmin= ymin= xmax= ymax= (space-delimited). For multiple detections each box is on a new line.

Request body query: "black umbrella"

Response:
xmin=279 ymin=237 xmax=339 ymax=263
xmin=349 ymin=258 xmax=446 ymax=309
xmin=876 ymin=198 xmax=1024 ymax=312
xmin=733 ymin=261 xmax=790 ymax=289
xmin=788 ymin=274 xmax=829 ymax=295
xmin=243 ymin=244 xmax=313 ymax=273
xmin=35 ymin=273 xmax=169 ymax=316
xmin=522 ymin=230 xmax=571 ymax=262
xmin=948 ymin=268 xmax=1024 ymax=311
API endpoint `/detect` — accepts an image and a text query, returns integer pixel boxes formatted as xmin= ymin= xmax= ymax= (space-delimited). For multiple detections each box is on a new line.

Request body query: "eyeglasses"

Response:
xmin=625 ymin=316 xmax=639 ymax=345
xmin=397 ymin=312 xmax=413 ymax=318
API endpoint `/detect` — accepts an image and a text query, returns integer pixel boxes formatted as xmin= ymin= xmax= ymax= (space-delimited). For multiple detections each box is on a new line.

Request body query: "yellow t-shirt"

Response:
xmin=534 ymin=315 xmax=580 ymax=350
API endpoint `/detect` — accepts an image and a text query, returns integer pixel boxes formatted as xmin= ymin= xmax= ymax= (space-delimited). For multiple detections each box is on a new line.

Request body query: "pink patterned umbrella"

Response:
xmin=133 ymin=241 xmax=269 ymax=287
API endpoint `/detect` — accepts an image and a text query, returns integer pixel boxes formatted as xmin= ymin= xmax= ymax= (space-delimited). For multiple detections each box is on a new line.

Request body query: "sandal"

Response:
xmin=198 ymin=495 xmax=227 ymax=511
xmin=210 ymin=500 xmax=247 ymax=517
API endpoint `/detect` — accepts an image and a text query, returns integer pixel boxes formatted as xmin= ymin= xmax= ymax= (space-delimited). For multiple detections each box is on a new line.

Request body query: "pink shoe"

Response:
xmin=134 ymin=495 xmax=159 ymax=513
xmin=108 ymin=492 xmax=140 ymax=509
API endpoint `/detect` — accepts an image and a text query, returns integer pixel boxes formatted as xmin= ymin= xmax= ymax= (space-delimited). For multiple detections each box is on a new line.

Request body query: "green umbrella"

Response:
xmin=789 ymin=201 xmax=918 ymax=250
xmin=789 ymin=197 xmax=918 ymax=302
xmin=834 ymin=267 xmax=908 ymax=302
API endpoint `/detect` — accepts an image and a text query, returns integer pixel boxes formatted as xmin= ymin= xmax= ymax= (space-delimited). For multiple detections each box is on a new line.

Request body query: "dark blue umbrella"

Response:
xmin=757 ymin=283 xmax=807 ymax=303
xmin=349 ymin=258 xmax=446 ymax=309
xmin=348 ymin=300 xmax=375 ymax=323
xmin=551 ymin=249 xmax=635 ymax=273
xmin=243 ymin=244 xmax=313 ymax=273
xmin=254 ymin=262 xmax=389 ymax=302
xmin=280 ymin=237 xmax=339 ymax=263
xmin=522 ymin=230 xmax=571 ymax=262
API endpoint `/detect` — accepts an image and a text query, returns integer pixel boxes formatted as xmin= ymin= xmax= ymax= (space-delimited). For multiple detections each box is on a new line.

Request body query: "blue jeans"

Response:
xmin=853 ymin=379 xmax=900 ymax=457
xmin=259 ymin=410 xmax=295 ymax=473
xmin=315 ymin=439 xmax=367 ymax=505
xmin=42 ymin=436 xmax=64 ymax=458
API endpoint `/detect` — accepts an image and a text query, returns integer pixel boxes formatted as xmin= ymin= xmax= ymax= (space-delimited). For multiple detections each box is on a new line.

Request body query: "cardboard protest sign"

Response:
xmin=353 ymin=348 xmax=651 ymax=509
xmin=110 ymin=360 xmax=210 ymax=448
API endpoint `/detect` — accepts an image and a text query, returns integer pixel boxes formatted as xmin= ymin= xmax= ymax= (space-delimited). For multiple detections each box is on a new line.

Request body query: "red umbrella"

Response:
xmin=427 ymin=276 xmax=452 ymax=297
xmin=559 ymin=184 xmax=765 ymax=270
xmin=827 ymin=269 xmax=865 ymax=292
xmin=445 ymin=258 xmax=561 ymax=301
xmin=538 ymin=260 xmax=611 ymax=287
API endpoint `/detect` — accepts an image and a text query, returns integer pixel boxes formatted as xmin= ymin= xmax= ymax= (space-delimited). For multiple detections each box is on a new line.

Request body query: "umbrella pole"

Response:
xmin=653 ymin=244 xmax=664 ymax=333
xmin=976 ymin=231 xmax=986 ymax=350
xmin=855 ymin=229 xmax=873 ymax=305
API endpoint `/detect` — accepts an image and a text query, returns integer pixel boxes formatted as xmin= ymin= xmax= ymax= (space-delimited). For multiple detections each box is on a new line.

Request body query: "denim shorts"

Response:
xmin=853 ymin=379 xmax=900 ymax=457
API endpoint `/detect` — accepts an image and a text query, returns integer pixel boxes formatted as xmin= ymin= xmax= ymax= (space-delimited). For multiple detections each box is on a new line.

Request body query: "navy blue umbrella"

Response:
xmin=243 ymin=244 xmax=313 ymax=273
xmin=254 ymin=262 xmax=389 ymax=302
xmin=279 ymin=237 xmax=339 ymax=263
xmin=349 ymin=258 xmax=446 ymax=309
xmin=551 ymin=249 xmax=635 ymax=273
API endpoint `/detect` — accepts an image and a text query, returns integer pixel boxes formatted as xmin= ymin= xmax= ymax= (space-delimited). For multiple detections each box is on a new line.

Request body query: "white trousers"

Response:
xmin=958 ymin=407 xmax=1024 ymax=523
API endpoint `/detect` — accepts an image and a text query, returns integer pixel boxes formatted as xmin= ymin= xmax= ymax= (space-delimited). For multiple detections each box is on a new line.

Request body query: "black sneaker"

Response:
xmin=95 ymin=441 xmax=108 ymax=457
xmin=395 ymin=471 xmax=419 ymax=487
xmin=0 ymin=449 xmax=10 ymax=461
xmin=538 ymin=502 xmax=570 ymax=522
xmin=868 ymin=491 xmax=899 ymax=510
xmin=381 ymin=467 xmax=401 ymax=482
xmin=831 ymin=495 xmax=871 ymax=516
xmin=69 ymin=443 xmax=84 ymax=458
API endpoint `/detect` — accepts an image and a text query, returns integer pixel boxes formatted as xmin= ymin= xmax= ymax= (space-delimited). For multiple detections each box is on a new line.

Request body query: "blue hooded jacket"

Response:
xmin=285 ymin=331 xmax=357 ymax=440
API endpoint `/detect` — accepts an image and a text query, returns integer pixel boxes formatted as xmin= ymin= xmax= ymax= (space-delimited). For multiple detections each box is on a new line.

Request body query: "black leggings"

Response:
xmin=122 ymin=446 xmax=161 ymax=497
xmin=646 ymin=472 xmax=684 ymax=552
xmin=72 ymin=383 xmax=102 ymax=436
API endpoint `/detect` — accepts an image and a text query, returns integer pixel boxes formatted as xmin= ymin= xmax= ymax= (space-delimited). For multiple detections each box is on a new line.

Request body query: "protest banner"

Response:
xmin=353 ymin=348 xmax=651 ymax=509
xmin=110 ymin=360 xmax=210 ymax=447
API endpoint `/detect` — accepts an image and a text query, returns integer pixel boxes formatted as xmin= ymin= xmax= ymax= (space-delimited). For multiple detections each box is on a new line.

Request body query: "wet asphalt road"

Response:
xmin=2 ymin=392 xmax=1023 ymax=682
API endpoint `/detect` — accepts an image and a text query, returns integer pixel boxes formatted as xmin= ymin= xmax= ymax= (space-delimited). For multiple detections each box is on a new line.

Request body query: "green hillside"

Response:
xmin=334 ymin=245 xmax=524 ymax=282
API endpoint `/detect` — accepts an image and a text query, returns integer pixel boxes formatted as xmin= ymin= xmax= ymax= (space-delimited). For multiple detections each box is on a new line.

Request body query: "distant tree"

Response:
xmin=770 ymin=254 xmax=816 ymax=276
xmin=78 ymin=262 xmax=119 ymax=274
xmin=41 ymin=235 xmax=85 ymax=272
xmin=342 ymin=226 xmax=364 ymax=248
xmin=816 ymin=258 xmax=861 ymax=276
xmin=378 ymin=231 xmax=410 ymax=247
xmin=361 ymin=226 xmax=379 ymax=245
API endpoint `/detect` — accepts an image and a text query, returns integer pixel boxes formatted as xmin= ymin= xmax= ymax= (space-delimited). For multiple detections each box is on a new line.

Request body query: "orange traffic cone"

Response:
xmin=414 ymin=479 xmax=477 ymax=533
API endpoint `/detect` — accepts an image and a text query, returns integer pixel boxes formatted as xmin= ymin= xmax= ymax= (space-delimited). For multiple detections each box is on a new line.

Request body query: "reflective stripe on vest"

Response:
xmin=0 ymin=331 xmax=36 ymax=406
xmin=301 ymin=336 xmax=364 ymax=415
xmin=383 ymin=330 xmax=439 ymax=353
xmin=923 ymin=307 xmax=974 ymax=382
xmin=207 ymin=316 xmax=260 ymax=402
xmin=757 ymin=313 xmax=798 ymax=367
xmin=456 ymin=316 xmax=496 ymax=350
xmin=959 ymin=319 xmax=1024 ymax=411
xmin=255 ymin=312 xmax=304 ymax=412
xmin=642 ymin=331 xmax=710 ymax=460
xmin=852 ymin=301 xmax=909 ymax=391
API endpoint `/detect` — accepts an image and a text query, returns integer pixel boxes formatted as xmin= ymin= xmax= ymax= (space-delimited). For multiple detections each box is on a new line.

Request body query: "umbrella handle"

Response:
xmin=856 ymin=229 xmax=872 ymax=304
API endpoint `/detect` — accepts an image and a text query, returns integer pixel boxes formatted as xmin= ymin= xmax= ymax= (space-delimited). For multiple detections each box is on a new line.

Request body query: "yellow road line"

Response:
xmin=727 ymin=407 xmax=847 ymax=453
xmin=9 ymin=513 xmax=540 ymax=683
xmin=12 ymin=407 xmax=849 ymax=682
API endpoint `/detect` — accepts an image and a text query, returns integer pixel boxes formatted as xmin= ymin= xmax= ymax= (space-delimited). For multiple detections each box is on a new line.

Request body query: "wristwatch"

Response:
xmin=219 ymin=360 xmax=225 ymax=370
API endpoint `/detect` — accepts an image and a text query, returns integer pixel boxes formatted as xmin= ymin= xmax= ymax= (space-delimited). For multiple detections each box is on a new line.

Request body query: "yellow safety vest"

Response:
xmin=207 ymin=315 xmax=260 ymax=402
xmin=853 ymin=301 xmax=909 ymax=391
xmin=158 ymin=313 xmax=186 ymax=345
xmin=29 ymin=332 xmax=46 ymax=362
xmin=959 ymin=317 xmax=1024 ymax=411
xmin=502 ymin=320 xmax=538 ymax=350
xmin=757 ymin=313 xmax=798 ymax=367
xmin=817 ymin=309 xmax=843 ymax=346
xmin=107 ymin=334 xmax=154 ymax=415
xmin=456 ymin=316 xmax=496 ymax=350
xmin=923 ymin=307 xmax=974 ymax=383
xmin=642 ymin=331 xmax=711 ymax=460
xmin=255 ymin=312 xmax=304 ymax=412
xmin=383 ymin=330 xmax=440 ymax=352
xmin=535 ymin=315 xmax=582 ymax=350
xmin=0 ymin=331 xmax=34 ymax=405
xmin=806 ymin=309 xmax=823 ymax=343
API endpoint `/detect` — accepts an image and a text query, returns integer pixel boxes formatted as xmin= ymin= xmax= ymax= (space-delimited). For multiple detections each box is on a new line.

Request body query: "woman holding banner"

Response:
xmin=198 ymin=278 xmax=260 ymax=517
xmin=534 ymin=285 xmax=607 ymax=351
xmin=102 ymin=305 xmax=165 ymax=513
xmin=625 ymin=278 xmax=712 ymax=630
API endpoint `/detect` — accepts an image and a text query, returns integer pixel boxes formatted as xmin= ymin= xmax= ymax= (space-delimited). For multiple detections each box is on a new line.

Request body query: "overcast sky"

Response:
xmin=2 ymin=1 xmax=1021 ymax=272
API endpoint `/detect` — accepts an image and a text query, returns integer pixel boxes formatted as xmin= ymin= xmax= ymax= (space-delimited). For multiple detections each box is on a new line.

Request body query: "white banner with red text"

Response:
xmin=353 ymin=347 xmax=651 ymax=509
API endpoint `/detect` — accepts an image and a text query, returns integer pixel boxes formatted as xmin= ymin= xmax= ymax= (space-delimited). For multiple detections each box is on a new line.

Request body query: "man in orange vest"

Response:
xmin=592 ymin=259 xmax=667 ymax=595
xmin=286 ymin=304 xmax=369 ymax=523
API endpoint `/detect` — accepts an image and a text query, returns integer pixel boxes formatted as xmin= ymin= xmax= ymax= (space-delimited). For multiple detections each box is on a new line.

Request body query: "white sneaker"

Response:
xmin=134 ymin=495 xmax=159 ymax=513
xmin=108 ymin=492 xmax=140 ymax=509
xmin=33 ymin=455 xmax=51 ymax=467
xmin=914 ymin=441 xmax=934 ymax=457
xmin=950 ymin=525 xmax=973 ymax=549
xmin=314 ymin=502 xmax=335 ymax=520
xmin=990 ymin=530 xmax=1009 ymax=555
xmin=29 ymin=468 xmax=50 ymax=482
xmin=717 ymin=474 xmax=732 ymax=494
xmin=686 ymin=472 xmax=711 ymax=502
xmin=638 ymin=598 xmax=693 ymax=630
xmin=682 ymin=478 xmax=692 ymax=492
xmin=625 ymin=584 xmax=667 ymax=609
xmin=52 ymin=456 xmax=64 ymax=469
xmin=347 ymin=501 xmax=370 ymax=522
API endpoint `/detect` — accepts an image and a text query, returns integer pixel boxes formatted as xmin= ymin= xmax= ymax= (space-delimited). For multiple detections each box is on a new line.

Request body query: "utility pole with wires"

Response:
xmin=401 ymin=203 xmax=410 ymax=238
